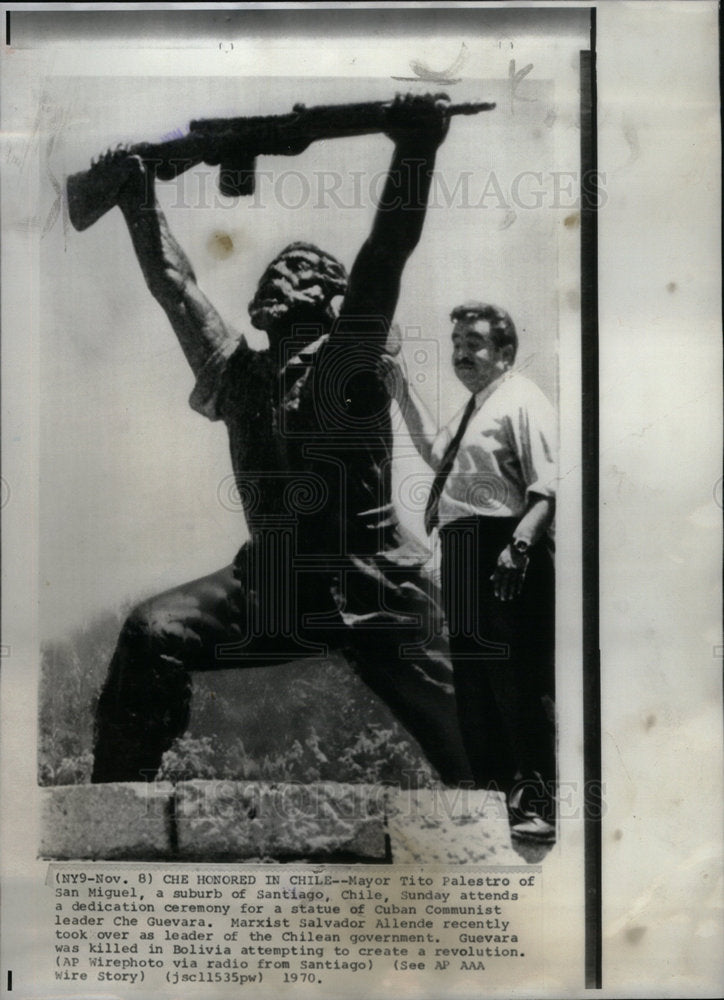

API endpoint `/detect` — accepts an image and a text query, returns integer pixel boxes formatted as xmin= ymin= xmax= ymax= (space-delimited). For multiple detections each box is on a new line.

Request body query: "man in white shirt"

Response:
xmin=388 ymin=301 xmax=557 ymax=842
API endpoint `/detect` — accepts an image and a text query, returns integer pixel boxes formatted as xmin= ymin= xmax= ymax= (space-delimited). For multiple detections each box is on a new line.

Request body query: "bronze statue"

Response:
xmin=74 ymin=94 xmax=495 ymax=786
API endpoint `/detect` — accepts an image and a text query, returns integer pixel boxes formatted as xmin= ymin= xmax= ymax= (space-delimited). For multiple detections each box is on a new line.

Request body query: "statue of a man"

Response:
xmin=90 ymin=94 xmax=471 ymax=785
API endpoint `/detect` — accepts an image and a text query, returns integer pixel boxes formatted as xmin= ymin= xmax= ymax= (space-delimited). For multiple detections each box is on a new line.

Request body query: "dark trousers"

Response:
xmin=92 ymin=555 xmax=472 ymax=787
xmin=440 ymin=517 xmax=555 ymax=812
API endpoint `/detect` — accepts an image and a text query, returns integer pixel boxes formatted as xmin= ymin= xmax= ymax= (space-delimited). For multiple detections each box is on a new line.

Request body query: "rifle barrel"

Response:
xmin=191 ymin=98 xmax=495 ymax=136
xmin=448 ymin=101 xmax=496 ymax=115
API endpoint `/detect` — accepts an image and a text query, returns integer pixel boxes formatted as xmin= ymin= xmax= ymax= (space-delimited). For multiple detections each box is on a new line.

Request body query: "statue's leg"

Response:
xmin=91 ymin=564 xmax=271 ymax=782
xmin=332 ymin=556 xmax=472 ymax=787
xmin=341 ymin=632 xmax=472 ymax=787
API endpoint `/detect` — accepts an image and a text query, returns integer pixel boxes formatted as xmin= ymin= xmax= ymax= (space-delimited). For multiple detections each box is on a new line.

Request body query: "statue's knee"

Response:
xmin=119 ymin=601 xmax=169 ymax=653
xmin=113 ymin=591 xmax=214 ymax=681
xmin=107 ymin=605 xmax=182 ymax=700
xmin=119 ymin=601 xmax=145 ymax=635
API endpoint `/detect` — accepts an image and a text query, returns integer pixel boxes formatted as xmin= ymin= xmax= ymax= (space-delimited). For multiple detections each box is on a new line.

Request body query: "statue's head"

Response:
xmin=248 ymin=242 xmax=348 ymax=342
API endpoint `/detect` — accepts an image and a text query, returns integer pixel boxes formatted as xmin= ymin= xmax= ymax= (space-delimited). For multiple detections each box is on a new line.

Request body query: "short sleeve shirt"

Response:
xmin=186 ymin=329 xmax=402 ymax=560
xmin=432 ymin=370 xmax=557 ymax=529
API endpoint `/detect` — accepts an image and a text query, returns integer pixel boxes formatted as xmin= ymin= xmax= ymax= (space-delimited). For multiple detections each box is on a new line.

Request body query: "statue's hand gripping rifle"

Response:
xmin=67 ymin=94 xmax=495 ymax=232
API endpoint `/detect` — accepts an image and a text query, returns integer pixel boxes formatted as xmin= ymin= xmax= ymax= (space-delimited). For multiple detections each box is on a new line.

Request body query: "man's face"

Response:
xmin=451 ymin=318 xmax=511 ymax=393
xmin=249 ymin=248 xmax=330 ymax=335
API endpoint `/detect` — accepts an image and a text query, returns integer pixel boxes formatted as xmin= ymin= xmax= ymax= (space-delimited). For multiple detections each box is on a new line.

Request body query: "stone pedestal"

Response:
xmin=40 ymin=781 xmax=525 ymax=863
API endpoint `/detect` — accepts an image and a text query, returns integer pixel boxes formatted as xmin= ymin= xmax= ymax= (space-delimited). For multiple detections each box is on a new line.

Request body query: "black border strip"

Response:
xmin=6 ymin=7 xmax=590 ymax=46
xmin=581 ymin=11 xmax=602 ymax=992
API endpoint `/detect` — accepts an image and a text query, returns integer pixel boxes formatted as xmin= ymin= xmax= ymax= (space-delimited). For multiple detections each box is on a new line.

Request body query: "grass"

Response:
xmin=38 ymin=606 xmax=439 ymax=788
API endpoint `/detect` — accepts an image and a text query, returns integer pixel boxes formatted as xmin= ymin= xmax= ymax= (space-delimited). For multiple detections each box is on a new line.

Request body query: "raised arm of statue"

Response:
xmin=106 ymin=151 xmax=244 ymax=378
xmin=337 ymin=93 xmax=451 ymax=334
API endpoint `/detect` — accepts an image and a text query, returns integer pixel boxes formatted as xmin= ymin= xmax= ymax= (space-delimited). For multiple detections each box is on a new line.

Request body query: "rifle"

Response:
xmin=67 ymin=95 xmax=495 ymax=232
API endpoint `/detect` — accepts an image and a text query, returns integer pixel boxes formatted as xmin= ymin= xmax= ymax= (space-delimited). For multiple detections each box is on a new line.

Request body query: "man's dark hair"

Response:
xmin=450 ymin=301 xmax=518 ymax=360
xmin=278 ymin=241 xmax=349 ymax=302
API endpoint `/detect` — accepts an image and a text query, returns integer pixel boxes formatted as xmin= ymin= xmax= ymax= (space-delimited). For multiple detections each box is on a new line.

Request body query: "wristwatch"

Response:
xmin=511 ymin=538 xmax=531 ymax=556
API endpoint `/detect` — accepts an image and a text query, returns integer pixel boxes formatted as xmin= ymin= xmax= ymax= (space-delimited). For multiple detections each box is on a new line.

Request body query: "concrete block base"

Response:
xmin=40 ymin=781 xmax=528 ymax=863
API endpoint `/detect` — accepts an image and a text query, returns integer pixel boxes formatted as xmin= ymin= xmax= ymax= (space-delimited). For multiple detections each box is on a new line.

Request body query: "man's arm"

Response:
xmin=491 ymin=385 xmax=558 ymax=601
xmin=381 ymin=352 xmax=440 ymax=466
xmin=337 ymin=94 xmax=450 ymax=331
xmin=111 ymin=152 xmax=241 ymax=377
xmin=513 ymin=494 xmax=555 ymax=549
xmin=491 ymin=494 xmax=555 ymax=602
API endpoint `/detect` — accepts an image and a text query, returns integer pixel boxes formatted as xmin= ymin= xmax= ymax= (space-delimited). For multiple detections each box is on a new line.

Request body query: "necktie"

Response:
xmin=424 ymin=393 xmax=477 ymax=534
